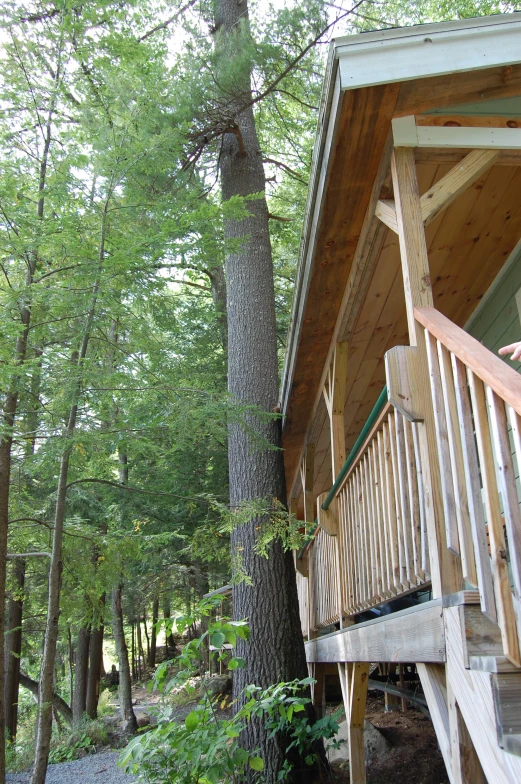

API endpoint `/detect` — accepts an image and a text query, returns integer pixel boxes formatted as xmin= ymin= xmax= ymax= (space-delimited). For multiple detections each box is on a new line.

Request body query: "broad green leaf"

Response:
xmin=185 ymin=711 xmax=200 ymax=731
xmin=210 ymin=631 xmax=226 ymax=648
xmin=248 ymin=756 xmax=264 ymax=771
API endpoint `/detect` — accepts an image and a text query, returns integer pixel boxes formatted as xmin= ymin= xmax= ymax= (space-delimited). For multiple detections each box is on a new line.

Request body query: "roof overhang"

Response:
xmin=279 ymin=12 xmax=521 ymax=497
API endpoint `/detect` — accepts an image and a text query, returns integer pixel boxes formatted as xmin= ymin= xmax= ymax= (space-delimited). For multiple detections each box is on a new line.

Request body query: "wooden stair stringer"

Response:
xmin=445 ymin=605 xmax=521 ymax=782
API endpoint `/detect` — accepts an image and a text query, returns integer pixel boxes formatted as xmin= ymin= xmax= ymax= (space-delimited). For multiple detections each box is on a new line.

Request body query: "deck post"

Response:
xmin=338 ymin=661 xmax=369 ymax=784
xmin=299 ymin=443 xmax=315 ymax=531
xmin=390 ymin=146 xmax=462 ymax=598
xmin=447 ymin=677 xmax=486 ymax=784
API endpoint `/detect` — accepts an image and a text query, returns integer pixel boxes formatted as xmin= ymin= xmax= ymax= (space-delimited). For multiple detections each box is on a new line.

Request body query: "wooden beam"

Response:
xmin=391 ymin=146 xmax=462 ymax=598
xmin=295 ymin=550 xmax=309 ymax=578
xmin=393 ymin=116 xmax=521 ymax=150
xmin=348 ymin=663 xmax=369 ymax=784
xmin=323 ymin=342 xmax=349 ymax=482
xmin=416 ymin=114 xmax=521 ymax=129
xmin=420 ymin=149 xmax=500 ymax=226
xmin=445 ymin=605 xmax=521 ymax=783
xmin=414 ymin=148 xmax=521 ymax=166
xmin=375 ymin=199 xmax=398 ymax=233
xmin=447 ymin=677 xmax=487 ymax=784
xmin=317 ymin=493 xmax=338 ymax=536
xmin=299 ymin=444 xmax=315 ymax=528
xmin=385 ymin=345 xmax=423 ymax=421
xmin=305 ymin=599 xmax=445 ymax=663
xmin=417 ymin=664 xmax=452 ymax=781
xmin=378 ymin=149 xmax=499 ymax=232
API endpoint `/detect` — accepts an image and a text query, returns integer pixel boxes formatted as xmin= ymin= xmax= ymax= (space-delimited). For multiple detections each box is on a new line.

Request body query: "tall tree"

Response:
xmin=214 ymin=1 xmax=312 ymax=780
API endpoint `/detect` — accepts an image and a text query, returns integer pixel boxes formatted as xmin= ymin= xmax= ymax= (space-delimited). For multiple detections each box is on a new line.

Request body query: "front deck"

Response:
xmin=282 ymin=14 xmax=521 ymax=784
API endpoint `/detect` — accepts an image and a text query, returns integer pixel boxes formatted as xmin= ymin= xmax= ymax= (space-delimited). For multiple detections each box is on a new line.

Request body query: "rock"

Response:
xmin=205 ymin=675 xmax=232 ymax=697
xmin=136 ymin=713 xmax=151 ymax=728
xmin=326 ymin=719 xmax=392 ymax=766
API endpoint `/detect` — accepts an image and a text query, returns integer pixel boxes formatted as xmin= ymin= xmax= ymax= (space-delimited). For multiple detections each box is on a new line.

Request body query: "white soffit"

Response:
xmin=335 ymin=13 xmax=521 ymax=91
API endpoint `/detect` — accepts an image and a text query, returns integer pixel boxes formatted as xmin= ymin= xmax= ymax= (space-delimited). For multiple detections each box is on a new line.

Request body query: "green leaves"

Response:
xmin=248 ymin=756 xmax=264 ymax=771
xmin=209 ymin=631 xmax=225 ymax=649
xmin=184 ymin=711 xmax=200 ymax=732
xmin=227 ymin=656 xmax=246 ymax=670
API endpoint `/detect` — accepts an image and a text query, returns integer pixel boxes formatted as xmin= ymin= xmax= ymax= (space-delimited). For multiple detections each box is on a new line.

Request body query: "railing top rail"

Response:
xmin=415 ymin=306 xmax=521 ymax=417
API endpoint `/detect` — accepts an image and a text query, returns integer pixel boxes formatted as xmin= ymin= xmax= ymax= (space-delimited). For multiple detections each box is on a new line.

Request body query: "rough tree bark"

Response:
xmin=148 ymin=597 xmax=159 ymax=668
xmin=111 ymin=449 xmax=138 ymax=734
xmin=215 ymin=0 xmax=314 ymax=780
xmin=111 ymin=586 xmax=138 ymax=733
xmin=0 ymin=98 xmax=55 ymax=780
xmin=136 ymin=616 xmax=144 ymax=680
xmin=86 ymin=595 xmax=105 ymax=719
xmin=72 ymin=626 xmax=90 ymax=724
xmin=4 ymin=559 xmax=25 ymax=741
xmin=31 ymin=211 xmax=106 ymax=784
xmin=163 ymin=600 xmax=176 ymax=656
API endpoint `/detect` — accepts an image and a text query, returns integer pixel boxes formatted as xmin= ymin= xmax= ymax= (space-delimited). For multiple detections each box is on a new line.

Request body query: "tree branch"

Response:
xmin=138 ymin=0 xmax=198 ymax=42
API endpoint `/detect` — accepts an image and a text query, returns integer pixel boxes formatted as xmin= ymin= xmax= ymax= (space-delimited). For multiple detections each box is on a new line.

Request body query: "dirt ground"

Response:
xmin=330 ymin=692 xmax=449 ymax=784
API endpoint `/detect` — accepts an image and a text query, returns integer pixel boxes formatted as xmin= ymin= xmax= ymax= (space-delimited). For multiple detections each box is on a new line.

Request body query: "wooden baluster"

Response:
xmin=425 ymin=329 xmax=460 ymax=555
xmin=364 ymin=451 xmax=378 ymax=604
xmin=377 ymin=429 xmax=392 ymax=597
xmin=438 ymin=342 xmax=477 ymax=586
xmin=404 ymin=417 xmax=423 ymax=583
xmin=451 ymin=356 xmax=495 ymax=620
xmin=394 ymin=411 xmax=413 ymax=586
xmin=347 ymin=486 xmax=358 ymax=614
xmin=467 ymin=371 xmax=520 ymax=665
xmin=356 ymin=467 xmax=370 ymax=608
xmin=412 ymin=422 xmax=430 ymax=577
xmin=370 ymin=441 xmax=387 ymax=600
xmin=487 ymin=388 xmax=521 ymax=641
xmin=389 ymin=411 xmax=408 ymax=591
xmin=350 ymin=478 xmax=363 ymax=612
xmin=383 ymin=419 xmax=401 ymax=593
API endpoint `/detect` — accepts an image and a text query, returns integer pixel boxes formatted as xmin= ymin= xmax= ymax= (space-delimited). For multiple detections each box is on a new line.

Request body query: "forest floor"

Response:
xmin=6 ymin=684 xmax=449 ymax=783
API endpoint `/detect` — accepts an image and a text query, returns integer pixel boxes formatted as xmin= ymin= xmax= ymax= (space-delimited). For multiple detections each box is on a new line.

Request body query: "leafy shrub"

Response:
xmin=49 ymin=717 xmax=109 ymax=763
xmin=120 ymin=600 xmax=341 ymax=783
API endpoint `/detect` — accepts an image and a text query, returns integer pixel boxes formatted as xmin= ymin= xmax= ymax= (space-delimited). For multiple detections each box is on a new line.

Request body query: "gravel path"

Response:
xmin=6 ymin=751 xmax=138 ymax=784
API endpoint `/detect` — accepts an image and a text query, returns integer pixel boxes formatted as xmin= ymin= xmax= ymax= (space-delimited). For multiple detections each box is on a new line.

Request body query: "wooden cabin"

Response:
xmin=280 ymin=12 xmax=521 ymax=784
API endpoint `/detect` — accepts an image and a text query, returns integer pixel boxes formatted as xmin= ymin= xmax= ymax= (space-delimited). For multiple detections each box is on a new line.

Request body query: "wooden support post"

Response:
xmin=383 ymin=663 xmax=401 ymax=712
xmin=339 ymin=662 xmax=369 ymax=784
xmin=317 ymin=493 xmax=338 ymax=536
xmin=391 ymin=146 xmax=462 ymax=598
xmin=299 ymin=444 xmax=315 ymax=529
xmin=447 ymin=677 xmax=486 ymax=784
xmin=323 ymin=342 xmax=349 ymax=482
xmin=310 ymin=662 xmax=326 ymax=719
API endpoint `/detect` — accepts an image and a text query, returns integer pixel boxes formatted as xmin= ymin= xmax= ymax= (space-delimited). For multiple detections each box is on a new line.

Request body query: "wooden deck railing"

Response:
xmin=335 ymin=405 xmax=430 ymax=616
xmin=302 ymin=399 xmax=431 ymax=632
xmin=416 ymin=306 xmax=521 ymax=666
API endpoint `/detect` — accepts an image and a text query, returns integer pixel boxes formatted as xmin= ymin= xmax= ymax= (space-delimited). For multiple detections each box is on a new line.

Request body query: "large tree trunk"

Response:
xmin=163 ymin=600 xmax=176 ymax=656
xmin=4 ymin=560 xmax=25 ymax=741
xmin=112 ymin=449 xmax=138 ymax=734
xmin=215 ymin=1 xmax=314 ymax=780
xmin=111 ymin=586 xmax=138 ymax=734
xmin=0 ymin=112 xmax=53 ymax=782
xmin=86 ymin=595 xmax=105 ymax=719
xmin=148 ymin=597 xmax=159 ymax=668
xmin=136 ymin=617 xmax=144 ymax=680
xmin=31 ymin=221 xmax=105 ymax=784
xmin=72 ymin=626 xmax=90 ymax=724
